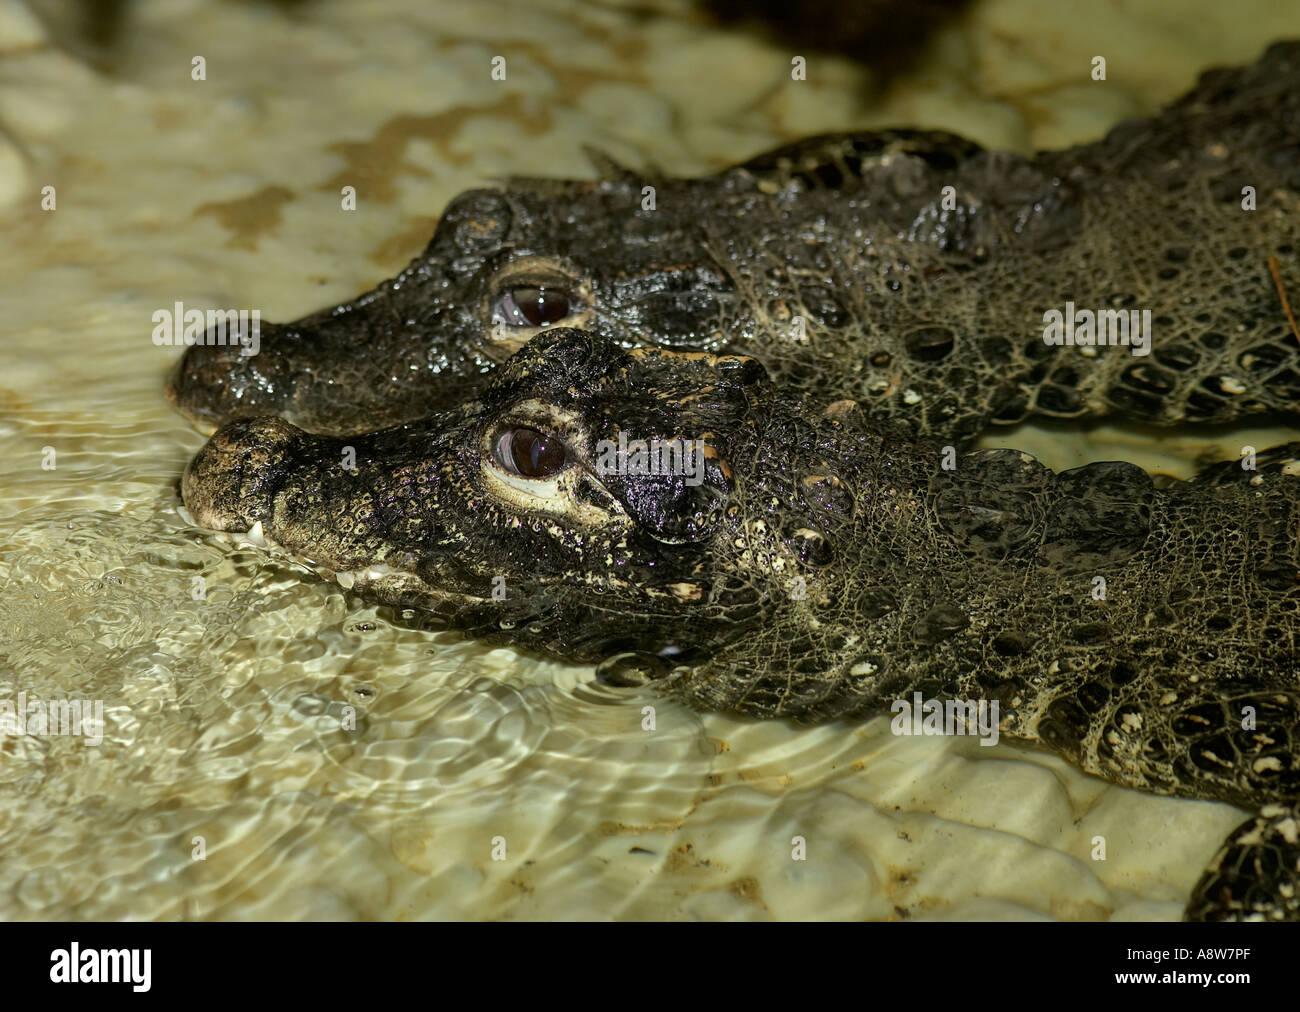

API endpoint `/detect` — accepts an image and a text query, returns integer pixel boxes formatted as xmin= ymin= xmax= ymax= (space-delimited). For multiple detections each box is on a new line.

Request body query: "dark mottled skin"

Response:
xmin=183 ymin=328 xmax=1300 ymax=920
xmin=169 ymin=42 xmax=1300 ymax=445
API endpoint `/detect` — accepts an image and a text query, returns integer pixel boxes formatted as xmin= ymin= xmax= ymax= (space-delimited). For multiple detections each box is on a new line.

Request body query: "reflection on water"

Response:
xmin=1 ymin=0 xmax=1295 ymax=919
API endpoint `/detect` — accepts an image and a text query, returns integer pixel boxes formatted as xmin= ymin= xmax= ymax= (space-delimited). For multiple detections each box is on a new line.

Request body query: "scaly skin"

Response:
xmin=182 ymin=328 xmax=1300 ymax=920
xmin=168 ymin=41 xmax=1300 ymax=445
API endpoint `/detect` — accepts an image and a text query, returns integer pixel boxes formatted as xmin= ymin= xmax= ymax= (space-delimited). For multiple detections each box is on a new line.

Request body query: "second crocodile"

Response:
xmin=182 ymin=327 xmax=1300 ymax=921
xmin=169 ymin=42 xmax=1300 ymax=447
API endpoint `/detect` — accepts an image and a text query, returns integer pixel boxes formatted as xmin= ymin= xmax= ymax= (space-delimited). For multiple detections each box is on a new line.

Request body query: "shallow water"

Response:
xmin=1 ymin=0 xmax=1297 ymax=920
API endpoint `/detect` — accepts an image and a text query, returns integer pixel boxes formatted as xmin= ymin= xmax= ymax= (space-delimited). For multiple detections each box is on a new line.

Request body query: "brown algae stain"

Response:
xmin=368 ymin=215 xmax=439 ymax=267
xmin=319 ymin=95 xmax=555 ymax=204
xmin=665 ymin=841 xmax=722 ymax=875
xmin=193 ymin=185 xmax=296 ymax=250
xmin=728 ymin=875 xmax=766 ymax=908
xmin=1049 ymin=896 xmax=1111 ymax=921
xmin=596 ymin=818 xmax=685 ymax=836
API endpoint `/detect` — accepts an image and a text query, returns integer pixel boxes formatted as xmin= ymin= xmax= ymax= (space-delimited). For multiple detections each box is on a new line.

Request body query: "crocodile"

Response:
xmin=181 ymin=327 xmax=1300 ymax=920
xmin=167 ymin=41 xmax=1300 ymax=447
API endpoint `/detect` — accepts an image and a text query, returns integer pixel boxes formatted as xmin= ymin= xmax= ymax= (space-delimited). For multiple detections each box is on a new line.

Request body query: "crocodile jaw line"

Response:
xmin=176 ymin=506 xmax=491 ymax=606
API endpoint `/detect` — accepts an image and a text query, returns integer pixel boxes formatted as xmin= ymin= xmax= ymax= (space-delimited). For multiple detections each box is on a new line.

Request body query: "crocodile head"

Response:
xmin=169 ymin=42 xmax=1300 ymax=445
xmin=166 ymin=178 xmax=745 ymax=434
xmin=183 ymin=325 xmax=968 ymax=720
xmin=164 ymin=129 xmax=1051 ymax=440
xmin=182 ymin=323 xmax=1300 ymax=744
xmin=181 ymin=327 xmax=822 ymax=686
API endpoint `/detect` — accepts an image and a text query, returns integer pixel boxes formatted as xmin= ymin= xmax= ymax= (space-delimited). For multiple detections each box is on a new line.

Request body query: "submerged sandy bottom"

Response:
xmin=0 ymin=0 xmax=1296 ymax=919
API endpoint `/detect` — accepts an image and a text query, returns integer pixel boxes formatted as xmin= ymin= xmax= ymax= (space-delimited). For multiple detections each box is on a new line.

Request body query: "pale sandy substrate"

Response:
xmin=0 ymin=0 xmax=1296 ymax=920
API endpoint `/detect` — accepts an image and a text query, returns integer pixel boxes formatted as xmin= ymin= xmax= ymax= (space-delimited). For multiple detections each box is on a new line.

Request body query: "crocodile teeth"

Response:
xmin=335 ymin=571 xmax=355 ymax=589
xmin=244 ymin=521 xmax=268 ymax=547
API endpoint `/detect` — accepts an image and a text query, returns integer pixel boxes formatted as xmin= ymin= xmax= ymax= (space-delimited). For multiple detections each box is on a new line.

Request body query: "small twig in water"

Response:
xmin=1268 ymin=255 xmax=1300 ymax=346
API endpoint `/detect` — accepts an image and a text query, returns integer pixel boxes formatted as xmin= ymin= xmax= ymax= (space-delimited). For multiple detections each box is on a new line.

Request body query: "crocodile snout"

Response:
xmin=181 ymin=416 xmax=301 ymax=533
xmin=166 ymin=334 xmax=295 ymax=431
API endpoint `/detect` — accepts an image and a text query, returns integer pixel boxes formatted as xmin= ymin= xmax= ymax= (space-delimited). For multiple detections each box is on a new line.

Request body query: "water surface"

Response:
xmin=1 ymin=0 xmax=1296 ymax=919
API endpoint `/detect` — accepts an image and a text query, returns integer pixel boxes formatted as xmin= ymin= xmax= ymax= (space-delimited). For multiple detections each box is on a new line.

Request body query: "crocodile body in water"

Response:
xmin=182 ymin=327 xmax=1300 ymax=920
xmin=168 ymin=42 xmax=1300 ymax=446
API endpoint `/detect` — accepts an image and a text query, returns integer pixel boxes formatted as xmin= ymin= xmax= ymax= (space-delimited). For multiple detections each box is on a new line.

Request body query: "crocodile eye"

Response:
xmin=494 ymin=286 xmax=572 ymax=328
xmin=495 ymin=426 xmax=568 ymax=478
